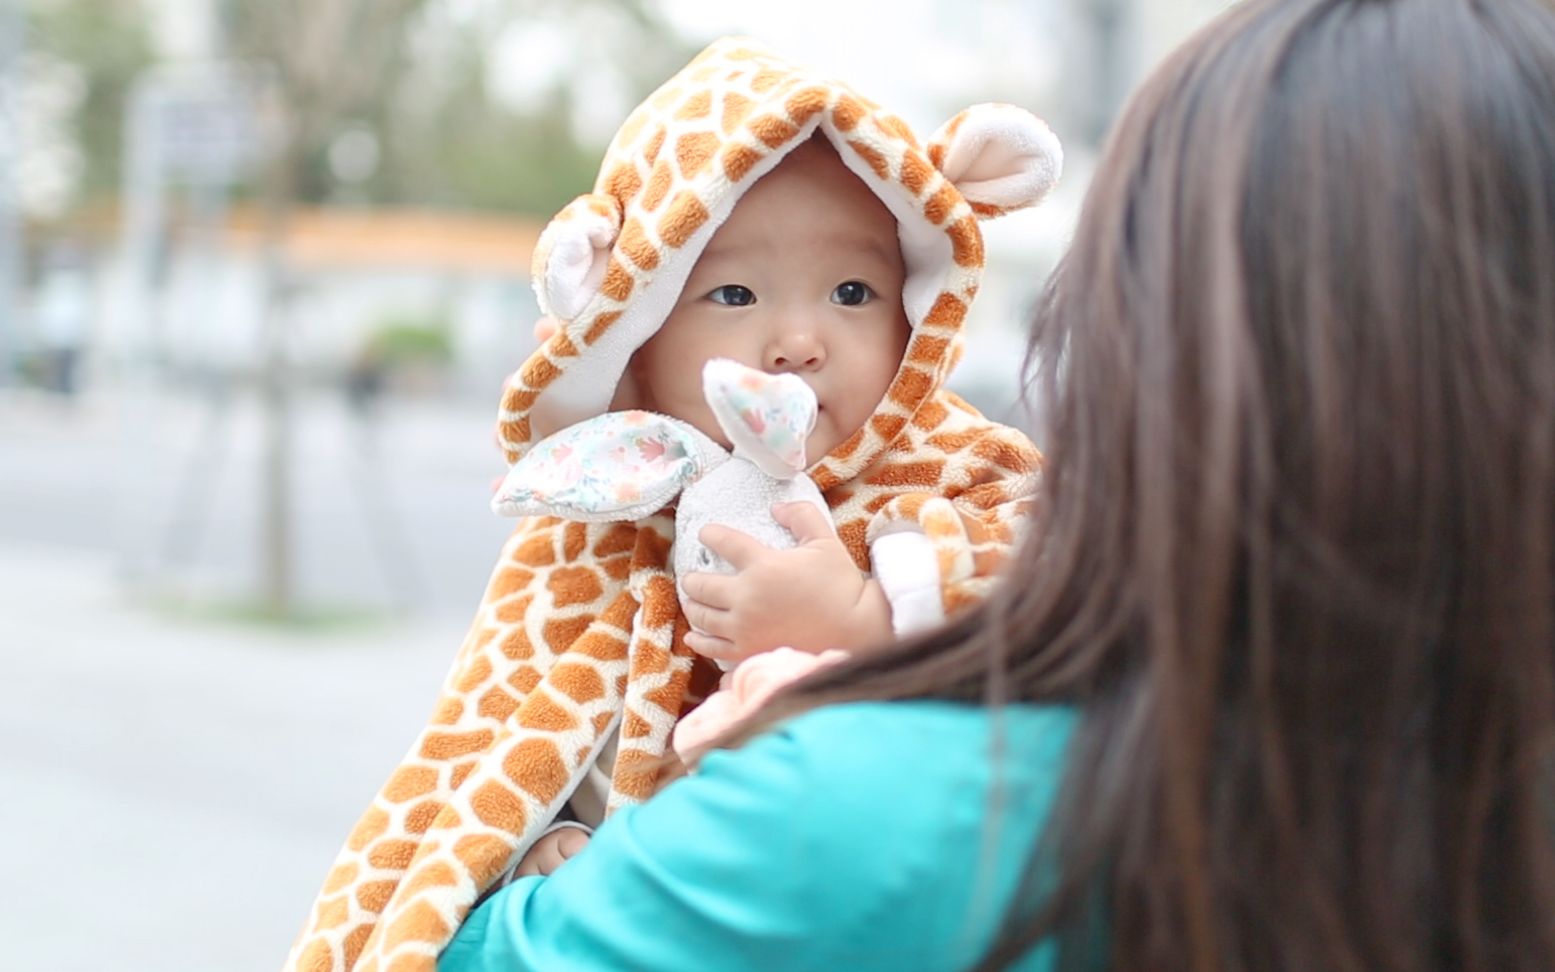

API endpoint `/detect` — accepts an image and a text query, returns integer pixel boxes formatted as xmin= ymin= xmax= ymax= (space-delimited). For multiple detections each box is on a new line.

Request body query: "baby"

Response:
xmin=287 ymin=36 xmax=1060 ymax=972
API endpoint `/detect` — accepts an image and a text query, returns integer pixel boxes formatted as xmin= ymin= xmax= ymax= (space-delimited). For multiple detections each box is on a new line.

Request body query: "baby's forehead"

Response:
xmin=698 ymin=139 xmax=903 ymax=261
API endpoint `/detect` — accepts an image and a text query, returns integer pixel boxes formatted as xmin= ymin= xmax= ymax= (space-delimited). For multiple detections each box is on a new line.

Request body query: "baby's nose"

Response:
xmin=765 ymin=327 xmax=825 ymax=372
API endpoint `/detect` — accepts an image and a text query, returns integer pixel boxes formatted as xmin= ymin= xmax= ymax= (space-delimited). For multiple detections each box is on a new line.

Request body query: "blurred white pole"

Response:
xmin=0 ymin=0 xmax=22 ymax=386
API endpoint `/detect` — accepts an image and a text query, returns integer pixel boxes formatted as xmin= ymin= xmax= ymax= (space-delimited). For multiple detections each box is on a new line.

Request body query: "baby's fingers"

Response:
xmin=682 ymin=571 xmax=737 ymax=609
xmin=685 ymin=629 xmax=742 ymax=663
xmin=683 ymin=597 xmax=732 ymax=640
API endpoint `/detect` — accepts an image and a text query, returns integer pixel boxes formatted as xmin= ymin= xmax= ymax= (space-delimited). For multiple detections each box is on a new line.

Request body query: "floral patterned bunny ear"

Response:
xmin=703 ymin=358 xmax=817 ymax=480
xmin=491 ymin=410 xmax=723 ymax=522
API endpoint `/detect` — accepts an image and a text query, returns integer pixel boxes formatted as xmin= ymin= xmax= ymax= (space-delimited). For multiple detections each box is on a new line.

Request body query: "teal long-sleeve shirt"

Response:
xmin=439 ymin=700 xmax=1079 ymax=971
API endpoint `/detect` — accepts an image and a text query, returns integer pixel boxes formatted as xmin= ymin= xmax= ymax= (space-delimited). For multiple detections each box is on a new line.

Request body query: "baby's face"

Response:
xmin=626 ymin=139 xmax=910 ymax=461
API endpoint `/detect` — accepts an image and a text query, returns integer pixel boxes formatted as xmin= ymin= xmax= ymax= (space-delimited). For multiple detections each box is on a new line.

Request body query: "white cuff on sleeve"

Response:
xmin=869 ymin=530 xmax=945 ymax=637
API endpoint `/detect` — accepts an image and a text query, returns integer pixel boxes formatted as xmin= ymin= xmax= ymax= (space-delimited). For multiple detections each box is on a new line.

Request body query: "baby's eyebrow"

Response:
xmin=812 ymin=229 xmax=900 ymax=266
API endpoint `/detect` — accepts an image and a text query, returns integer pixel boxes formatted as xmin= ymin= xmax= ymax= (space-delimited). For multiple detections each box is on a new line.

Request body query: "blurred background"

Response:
xmin=0 ymin=1 xmax=1223 ymax=967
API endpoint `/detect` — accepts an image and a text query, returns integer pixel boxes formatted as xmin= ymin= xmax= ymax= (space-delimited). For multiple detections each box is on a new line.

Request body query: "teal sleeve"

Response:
xmin=438 ymin=726 xmax=868 ymax=971
xmin=437 ymin=703 xmax=1075 ymax=972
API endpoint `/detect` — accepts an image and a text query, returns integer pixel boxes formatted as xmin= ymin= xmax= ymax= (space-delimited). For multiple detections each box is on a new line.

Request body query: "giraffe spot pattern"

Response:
xmin=674 ymin=89 xmax=712 ymax=120
xmin=831 ymin=94 xmax=865 ymax=131
xmin=469 ymin=780 xmax=528 ymax=831
xmin=454 ymin=656 xmax=491 ymax=693
xmin=498 ymin=625 xmax=534 ymax=661
xmin=721 ymin=92 xmax=753 ymax=134
xmin=783 ymin=87 xmax=828 ymax=125
xmin=517 ymin=691 xmax=579 ymax=732
xmin=642 ymin=128 xmax=666 ymax=166
xmin=404 ymin=800 xmax=441 ymax=835
xmin=924 ymin=183 xmax=961 ymax=224
xmin=900 ymin=151 xmax=934 ymax=195
xmin=419 ymin=730 xmax=494 ymax=761
xmin=846 ymin=139 xmax=889 ymax=180
xmin=323 ymin=862 xmax=359 ymax=894
xmin=400 ymin=861 xmax=460 ymax=900
xmin=355 ymin=880 xmax=396 ymax=913
xmin=341 ymin=927 xmax=372 ymax=969
xmin=476 ymin=686 xmax=518 ymax=721
xmin=454 ymin=834 xmax=513 ymax=887
xmin=890 ymin=368 xmax=934 ymax=408
xmin=381 ymin=900 xmax=450 ymax=955
xmin=507 ymin=666 xmax=541 ymax=696
xmin=503 ymin=737 xmax=571 ymax=803
xmin=618 ymin=217 xmax=659 ymax=271
xmin=583 ymin=310 xmax=621 ymax=345
xmin=600 ymin=258 xmax=635 ymax=302
xmin=866 ymin=460 xmax=948 ymax=488
xmin=546 ymin=565 xmax=604 ymax=607
xmin=641 ymin=160 xmax=673 ymax=211
xmin=348 ymin=807 xmax=389 ymax=851
xmin=513 ymin=533 xmax=555 ymax=567
xmin=383 ymin=767 xmax=438 ymax=803
xmin=752 ymin=114 xmax=799 ymax=148
xmin=721 ymin=143 xmax=763 ymax=182
xmin=490 ymin=567 xmax=534 ymax=599
xmin=656 ymin=192 xmax=709 ymax=249
xmin=871 ymin=413 xmax=907 ymax=443
xmin=542 ymin=614 xmax=594 ymax=653
xmin=551 ymin=662 xmax=607 ymax=703
xmin=674 ymin=131 xmax=719 ymax=176
xmin=366 ymin=840 xmax=417 ymax=871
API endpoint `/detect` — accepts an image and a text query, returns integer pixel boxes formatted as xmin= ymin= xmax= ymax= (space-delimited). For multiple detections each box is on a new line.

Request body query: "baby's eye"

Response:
xmin=831 ymin=281 xmax=875 ymax=306
xmin=707 ymin=284 xmax=756 ymax=307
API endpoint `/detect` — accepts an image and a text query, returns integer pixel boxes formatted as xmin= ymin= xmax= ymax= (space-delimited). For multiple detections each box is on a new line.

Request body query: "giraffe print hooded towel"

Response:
xmin=288 ymin=36 xmax=1061 ymax=972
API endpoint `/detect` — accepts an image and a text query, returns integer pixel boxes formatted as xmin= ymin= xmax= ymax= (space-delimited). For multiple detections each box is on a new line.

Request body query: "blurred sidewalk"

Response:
xmin=0 ymin=540 xmax=464 ymax=971
xmin=0 ymin=385 xmax=518 ymax=970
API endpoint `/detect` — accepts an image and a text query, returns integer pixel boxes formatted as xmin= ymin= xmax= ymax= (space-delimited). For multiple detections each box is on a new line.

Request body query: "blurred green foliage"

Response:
xmin=27 ymin=0 xmax=155 ymax=203
xmin=363 ymin=311 xmax=454 ymax=366
xmin=25 ymin=0 xmax=696 ymax=223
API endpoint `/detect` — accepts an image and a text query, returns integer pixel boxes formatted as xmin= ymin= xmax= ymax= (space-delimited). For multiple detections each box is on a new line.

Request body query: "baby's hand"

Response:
xmin=513 ymin=826 xmax=590 ymax=878
xmin=681 ymin=502 xmax=892 ymax=664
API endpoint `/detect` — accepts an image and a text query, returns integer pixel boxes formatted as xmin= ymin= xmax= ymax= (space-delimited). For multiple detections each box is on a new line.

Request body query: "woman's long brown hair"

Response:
xmin=717 ymin=0 xmax=1555 ymax=968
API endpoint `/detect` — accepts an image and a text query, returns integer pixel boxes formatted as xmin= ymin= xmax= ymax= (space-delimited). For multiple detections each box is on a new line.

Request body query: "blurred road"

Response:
xmin=0 ymin=385 xmax=516 ymax=971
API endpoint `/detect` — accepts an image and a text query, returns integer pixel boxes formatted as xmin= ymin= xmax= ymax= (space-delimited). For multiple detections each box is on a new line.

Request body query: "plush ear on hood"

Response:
xmin=531 ymin=193 xmax=622 ymax=321
xmin=928 ymin=103 xmax=1063 ymax=219
xmin=702 ymin=358 xmax=816 ymax=480
xmin=491 ymin=410 xmax=723 ymax=522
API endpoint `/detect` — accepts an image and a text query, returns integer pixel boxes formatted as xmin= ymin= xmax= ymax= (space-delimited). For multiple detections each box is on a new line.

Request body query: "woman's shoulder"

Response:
xmin=697 ymin=699 xmax=1081 ymax=856
xmin=685 ymin=699 xmax=1078 ymax=969
xmin=779 ymin=697 xmax=1080 ymax=744
xmin=761 ymin=698 xmax=1081 ymax=784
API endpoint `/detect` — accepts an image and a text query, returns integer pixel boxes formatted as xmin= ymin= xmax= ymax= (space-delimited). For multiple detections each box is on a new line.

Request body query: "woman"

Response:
xmin=443 ymin=0 xmax=1555 ymax=968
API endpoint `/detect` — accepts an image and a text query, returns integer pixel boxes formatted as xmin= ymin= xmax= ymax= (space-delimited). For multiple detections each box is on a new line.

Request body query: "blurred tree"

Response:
xmin=26 ymin=0 xmax=154 ymax=207
xmin=226 ymin=0 xmax=692 ymax=218
xmin=217 ymin=0 xmax=691 ymax=615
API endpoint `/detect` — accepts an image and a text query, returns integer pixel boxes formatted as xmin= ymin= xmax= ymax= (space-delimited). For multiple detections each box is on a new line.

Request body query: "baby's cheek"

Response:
xmin=610 ymin=365 xmax=648 ymax=411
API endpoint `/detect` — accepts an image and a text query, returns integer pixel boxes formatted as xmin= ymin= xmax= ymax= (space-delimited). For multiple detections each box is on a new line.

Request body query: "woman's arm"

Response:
xmin=438 ymin=726 xmax=869 ymax=971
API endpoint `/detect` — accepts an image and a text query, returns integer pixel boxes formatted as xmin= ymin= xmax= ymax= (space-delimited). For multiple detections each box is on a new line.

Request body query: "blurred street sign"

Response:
xmin=128 ymin=62 xmax=266 ymax=186
xmin=118 ymin=62 xmax=271 ymax=359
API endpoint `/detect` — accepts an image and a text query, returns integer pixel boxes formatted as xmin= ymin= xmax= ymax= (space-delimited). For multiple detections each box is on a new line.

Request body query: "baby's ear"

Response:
xmin=928 ymin=104 xmax=1062 ymax=219
xmin=532 ymin=193 xmax=622 ymax=321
